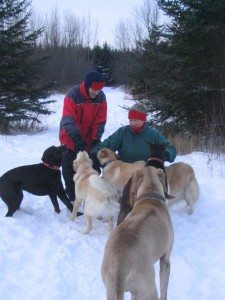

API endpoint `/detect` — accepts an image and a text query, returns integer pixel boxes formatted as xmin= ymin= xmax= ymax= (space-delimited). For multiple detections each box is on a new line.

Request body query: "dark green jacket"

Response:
xmin=91 ymin=124 xmax=177 ymax=163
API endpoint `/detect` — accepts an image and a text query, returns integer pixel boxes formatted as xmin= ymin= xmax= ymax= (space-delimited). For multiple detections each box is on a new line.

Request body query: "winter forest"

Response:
xmin=1 ymin=0 xmax=225 ymax=299
xmin=1 ymin=0 xmax=225 ymax=149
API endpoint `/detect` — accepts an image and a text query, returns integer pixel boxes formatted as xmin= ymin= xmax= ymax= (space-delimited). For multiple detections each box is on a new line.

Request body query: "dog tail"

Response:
xmin=185 ymin=175 xmax=199 ymax=214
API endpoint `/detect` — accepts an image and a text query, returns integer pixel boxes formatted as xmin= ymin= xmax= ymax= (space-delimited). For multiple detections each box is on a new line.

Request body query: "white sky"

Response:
xmin=1 ymin=87 xmax=225 ymax=299
xmin=31 ymin=0 xmax=145 ymax=45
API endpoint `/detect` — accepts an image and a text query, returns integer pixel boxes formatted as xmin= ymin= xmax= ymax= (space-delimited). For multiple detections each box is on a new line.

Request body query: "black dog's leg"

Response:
xmin=5 ymin=201 xmax=21 ymax=217
xmin=49 ymin=194 xmax=60 ymax=213
xmin=56 ymin=181 xmax=73 ymax=212
xmin=5 ymin=208 xmax=16 ymax=217
xmin=4 ymin=190 xmax=23 ymax=217
xmin=57 ymin=193 xmax=73 ymax=212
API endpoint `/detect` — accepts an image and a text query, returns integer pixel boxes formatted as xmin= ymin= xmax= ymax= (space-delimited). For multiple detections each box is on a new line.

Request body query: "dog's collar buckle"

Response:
xmin=42 ymin=162 xmax=60 ymax=170
xmin=137 ymin=192 xmax=166 ymax=202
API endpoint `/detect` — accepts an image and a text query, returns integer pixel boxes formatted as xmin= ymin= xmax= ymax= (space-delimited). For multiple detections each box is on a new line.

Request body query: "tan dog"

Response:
xmin=165 ymin=162 xmax=199 ymax=214
xmin=97 ymin=148 xmax=145 ymax=194
xmin=101 ymin=166 xmax=174 ymax=300
xmin=117 ymin=162 xmax=199 ymax=225
xmin=71 ymin=151 xmax=119 ymax=234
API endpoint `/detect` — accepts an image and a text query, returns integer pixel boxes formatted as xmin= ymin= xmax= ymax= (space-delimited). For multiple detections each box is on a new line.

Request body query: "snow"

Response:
xmin=0 ymin=87 xmax=225 ymax=299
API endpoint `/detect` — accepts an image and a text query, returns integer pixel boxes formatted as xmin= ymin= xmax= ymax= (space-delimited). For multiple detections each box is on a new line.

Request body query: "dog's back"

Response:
xmin=102 ymin=160 xmax=145 ymax=193
xmin=166 ymin=162 xmax=199 ymax=214
xmin=97 ymin=148 xmax=145 ymax=193
xmin=0 ymin=164 xmax=60 ymax=196
xmin=76 ymin=171 xmax=119 ymax=218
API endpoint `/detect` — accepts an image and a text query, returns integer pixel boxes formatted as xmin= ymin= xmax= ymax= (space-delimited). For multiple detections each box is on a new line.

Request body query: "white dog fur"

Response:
xmin=71 ymin=151 xmax=119 ymax=234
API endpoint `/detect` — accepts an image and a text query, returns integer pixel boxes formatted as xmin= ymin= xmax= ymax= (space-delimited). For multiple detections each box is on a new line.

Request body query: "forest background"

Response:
xmin=1 ymin=0 xmax=225 ymax=155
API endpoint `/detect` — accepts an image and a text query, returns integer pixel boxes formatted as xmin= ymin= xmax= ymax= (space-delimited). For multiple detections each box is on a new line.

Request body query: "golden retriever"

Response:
xmin=71 ymin=151 xmax=119 ymax=234
xmin=101 ymin=166 xmax=174 ymax=300
xmin=97 ymin=148 xmax=145 ymax=194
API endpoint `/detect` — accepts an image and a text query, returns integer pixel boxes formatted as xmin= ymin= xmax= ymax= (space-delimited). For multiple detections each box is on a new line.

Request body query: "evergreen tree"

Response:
xmin=92 ymin=43 xmax=114 ymax=85
xmin=133 ymin=0 xmax=225 ymax=136
xmin=0 ymin=0 xmax=54 ymax=133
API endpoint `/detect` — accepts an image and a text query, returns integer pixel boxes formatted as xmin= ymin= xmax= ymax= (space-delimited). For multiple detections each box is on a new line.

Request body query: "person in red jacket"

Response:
xmin=59 ymin=70 xmax=107 ymax=212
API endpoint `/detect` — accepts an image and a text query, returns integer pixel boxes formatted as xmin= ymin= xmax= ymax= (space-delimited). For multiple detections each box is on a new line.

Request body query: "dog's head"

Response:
xmin=41 ymin=144 xmax=66 ymax=167
xmin=73 ymin=151 xmax=93 ymax=172
xmin=129 ymin=166 xmax=172 ymax=206
xmin=146 ymin=143 xmax=167 ymax=169
xmin=149 ymin=143 xmax=167 ymax=161
xmin=97 ymin=148 xmax=117 ymax=165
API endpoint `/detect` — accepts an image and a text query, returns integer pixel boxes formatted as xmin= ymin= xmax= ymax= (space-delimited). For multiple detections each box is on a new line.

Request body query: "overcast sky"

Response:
xmin=31 ymin=0 xmax=145 ymax=45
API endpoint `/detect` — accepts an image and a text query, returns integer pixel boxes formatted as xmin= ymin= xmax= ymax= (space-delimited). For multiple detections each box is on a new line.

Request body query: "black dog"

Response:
xmin=0 ymin=145 xmax=73 ymax=217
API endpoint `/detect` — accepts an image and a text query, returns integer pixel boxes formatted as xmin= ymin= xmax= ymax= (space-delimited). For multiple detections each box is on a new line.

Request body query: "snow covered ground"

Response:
xmin=0 ymin=87 xmax=225 ymax=299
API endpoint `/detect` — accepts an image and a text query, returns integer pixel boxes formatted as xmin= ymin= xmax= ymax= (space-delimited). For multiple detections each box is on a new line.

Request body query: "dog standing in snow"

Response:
xmin=0 ymin=145 xmax=73 ymax=216
xmin=71 ymin=151 xmax=120 ymax=234
xmin=101 ymin=166 xmax=174 ymax=300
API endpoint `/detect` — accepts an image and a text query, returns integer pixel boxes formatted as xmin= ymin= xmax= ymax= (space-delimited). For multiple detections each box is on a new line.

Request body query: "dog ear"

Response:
xmin=42 ymin=146 xmax=61 ymax=166
xmin=100 ymin=149 xmax=108 ymax=158
xmin=129 ymin=170 xmax=144 ymax=206
xmin=156 ymin=168 xmax=165 ymax=181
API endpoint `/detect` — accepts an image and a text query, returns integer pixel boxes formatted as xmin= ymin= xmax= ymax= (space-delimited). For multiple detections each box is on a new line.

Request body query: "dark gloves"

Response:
xmin=75 ymin=138 xmax=85 ymax=152
xmin=91 ymin=139 xmax=100 ymax=149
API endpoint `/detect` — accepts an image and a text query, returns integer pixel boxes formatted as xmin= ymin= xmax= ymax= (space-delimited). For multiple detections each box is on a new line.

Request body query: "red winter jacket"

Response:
xmin=59 ymin=81 xmax=107 ymax=151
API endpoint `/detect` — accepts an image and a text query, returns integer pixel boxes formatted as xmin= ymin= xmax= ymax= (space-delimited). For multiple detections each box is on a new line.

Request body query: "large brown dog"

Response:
xmin=101 ymin=166 xmax=174 ymax=300
xmin=71 ymin=151 xmax=119 ymax=234
xmin=97 ymin=148 xmax=145 ymax=194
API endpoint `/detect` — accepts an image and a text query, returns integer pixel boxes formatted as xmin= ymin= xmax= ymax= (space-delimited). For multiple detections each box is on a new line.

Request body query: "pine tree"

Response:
xmin=133 ymin=0 xmax=225 ymax=136
xmin=92 ymin=43 xmax=114 ymax=85
xmin=159 ymin=0 xmax=225 ymax=134
xmin=0 ymin=0 xmax=54 ymax=133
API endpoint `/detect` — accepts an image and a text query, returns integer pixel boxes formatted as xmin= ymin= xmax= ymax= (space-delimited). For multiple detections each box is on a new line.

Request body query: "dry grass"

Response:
xmin=169 ymin=133 xmax=225 ymax=156
xmin=0 ymin=121 xmax=48 ymax=135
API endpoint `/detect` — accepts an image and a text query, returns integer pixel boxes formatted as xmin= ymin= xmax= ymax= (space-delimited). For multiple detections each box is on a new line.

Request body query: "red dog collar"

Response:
xmin=42 ymin=162 xmax=60 ymax=170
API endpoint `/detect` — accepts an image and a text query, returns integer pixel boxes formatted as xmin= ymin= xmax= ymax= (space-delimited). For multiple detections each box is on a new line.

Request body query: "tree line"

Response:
xmin=1 ymin=0 xmax=225 ymax=151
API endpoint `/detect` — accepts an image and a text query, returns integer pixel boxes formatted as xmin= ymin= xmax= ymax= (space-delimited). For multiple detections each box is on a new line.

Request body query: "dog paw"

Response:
xmin=55 ymin=208 xmax=61 ymax=214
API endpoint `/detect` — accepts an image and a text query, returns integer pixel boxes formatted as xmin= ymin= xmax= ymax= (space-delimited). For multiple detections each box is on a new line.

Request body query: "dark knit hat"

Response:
xmin=84 ymin=71 xmax=105 ymax=92
xmin=128 ymin=103 xmax=148 ymax=121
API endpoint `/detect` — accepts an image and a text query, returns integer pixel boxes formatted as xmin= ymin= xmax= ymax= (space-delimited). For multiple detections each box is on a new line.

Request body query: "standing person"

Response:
xmin=59 ymin=70 xmax=106 ymax=213
xmin=91 ymin=103 xmax=177 ymax=163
